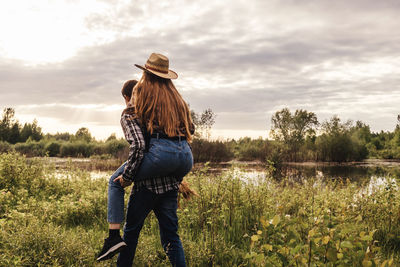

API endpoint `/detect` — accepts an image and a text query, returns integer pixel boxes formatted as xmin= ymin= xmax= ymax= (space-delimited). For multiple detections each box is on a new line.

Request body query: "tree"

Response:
xmin=0 ymin=108 xmax=16 ymax=141
xmin=106 ymin=133 xmax=117 ymax=141
xmin=270 ymin=108 xmax=318 ymax=161
xmin=191 ymin=108 xmax=216 ymax=140
xmin=316 ymin=116 xmax=367 ymax=162
xmin=9 ymin=123 xmax=21 ymax=144
xmin=30 ymin=119 xmax=43 ymax=141
xmin=49 ymin=132 xmax=73 ymax=141
xmin=75 ymin=127 xmax=92 ymax=142
xmin=20 ymin=119 xmax=43 ymax=142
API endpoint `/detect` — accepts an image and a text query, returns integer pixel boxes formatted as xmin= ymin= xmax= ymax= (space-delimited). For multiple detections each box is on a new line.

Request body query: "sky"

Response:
xmin=0 ymin=0 xmax=399 ymax=140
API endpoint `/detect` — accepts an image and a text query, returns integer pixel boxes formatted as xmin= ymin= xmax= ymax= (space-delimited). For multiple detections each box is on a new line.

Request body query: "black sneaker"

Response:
xmin=96 ymin=235 xmax=127 ymax=261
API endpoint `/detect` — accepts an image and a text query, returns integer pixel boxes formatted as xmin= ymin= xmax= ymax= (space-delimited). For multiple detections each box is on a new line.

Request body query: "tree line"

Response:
xmin=1 ymin=107 xmax=399 ymax=163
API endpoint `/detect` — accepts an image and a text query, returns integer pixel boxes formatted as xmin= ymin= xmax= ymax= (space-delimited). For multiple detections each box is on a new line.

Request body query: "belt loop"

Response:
xmin=178 ymin=135 xmax=181 ymax=142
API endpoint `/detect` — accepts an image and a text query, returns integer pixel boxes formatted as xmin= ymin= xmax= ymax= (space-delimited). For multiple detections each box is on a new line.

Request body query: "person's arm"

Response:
xmin=120 ymin=113 xmax=146 ymax=182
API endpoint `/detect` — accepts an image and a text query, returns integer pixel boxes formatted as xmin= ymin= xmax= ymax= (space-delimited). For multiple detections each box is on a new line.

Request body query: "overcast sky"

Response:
xmin=0 ymin=0 xmax=399 ymax=140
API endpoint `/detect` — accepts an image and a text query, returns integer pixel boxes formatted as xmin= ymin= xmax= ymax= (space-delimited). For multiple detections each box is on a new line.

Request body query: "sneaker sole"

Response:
xmin=96 ymin=241 xmax=127 ymax=261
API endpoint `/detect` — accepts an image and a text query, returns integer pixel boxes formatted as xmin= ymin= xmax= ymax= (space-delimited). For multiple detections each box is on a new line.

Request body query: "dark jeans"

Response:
xmin=117 ymin=188 xmax=186 ymax=267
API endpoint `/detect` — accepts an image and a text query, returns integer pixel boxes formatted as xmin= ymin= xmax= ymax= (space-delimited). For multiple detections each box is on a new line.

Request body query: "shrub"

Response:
xmin=45 ymin=141 xmax=61 ymax=157
xmin=0 ymin=152 xmax=44 ymax=194
xmin=191 ymin=139 xmax=233 ymax=162
xmin=14 ymin=141 xmax=46 ymax=157
xmin=60 ymin=141 xmax=94 ymax=157
xmin=0 ymin=141 xmax=11 ymax=153
xmin=104 ymin=139 xmax=129 ymax=157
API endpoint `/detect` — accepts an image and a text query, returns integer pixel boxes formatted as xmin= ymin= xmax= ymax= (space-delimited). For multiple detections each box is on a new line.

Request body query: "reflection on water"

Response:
xmin=203 ymin=160 xmax=400 ymax=184
xmin=278 ymin=163 xmax=400 ymax=183
xmin=220 ymin=164 xmax=400 ymax=197
xmin=48 ymin=158 xmax=400 ymax=186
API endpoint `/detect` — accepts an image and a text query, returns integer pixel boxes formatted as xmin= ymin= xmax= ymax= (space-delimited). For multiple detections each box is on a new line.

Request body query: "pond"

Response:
xmin=43 ymin=157 xmax=400 ymax=185
xmin=203 ymin=159 xmax=400 ymax=183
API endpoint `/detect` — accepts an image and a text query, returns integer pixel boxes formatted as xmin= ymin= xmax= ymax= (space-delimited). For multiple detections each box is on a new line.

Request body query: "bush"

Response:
xmin=191 ymin=139 xmax=233 ymax=162
xmin=0 ymin=152 xmax=44 ymax=194
xmin=45 ymin=141 xmax=61 ymax=157
xmin=0 ymin=141 xmax=11 ymax=153
xmin=60 ymin=141 xmax=94 ymax=157
xmin=14 ymin=141 xmax=46 ymax=157
xmin=104 ymin=139 xmax=129 ymax=157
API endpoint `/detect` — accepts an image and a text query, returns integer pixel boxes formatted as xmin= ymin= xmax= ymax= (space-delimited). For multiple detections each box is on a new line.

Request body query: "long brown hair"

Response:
xmin=132 ymin=72 xmax=193 ymax=141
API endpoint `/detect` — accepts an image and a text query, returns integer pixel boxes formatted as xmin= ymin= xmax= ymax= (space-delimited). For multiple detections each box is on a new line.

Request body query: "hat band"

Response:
xmin=145 ymin=64 xmax=168 ymax=74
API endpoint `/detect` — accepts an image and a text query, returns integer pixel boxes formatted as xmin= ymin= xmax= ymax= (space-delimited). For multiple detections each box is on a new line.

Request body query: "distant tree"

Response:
xmin=75 ymin=127 xmax=92 ymax=142
xmin=20 ymin=123 xmax=32 ymax=142
xmin=191 ymin=108 xmax=216 ymax=140
xmin=30 ymin=119 xmax=43 ymax=141
xmin=51 ymin=132 xmax=73 ymax=141
xmin=0 ymin=108 xmax=16 ymax=141
xmin=20 ymin=119 xmax=43 ymax=142
xmin=316 ymin=116 xmax=367 ymax=162
xmin=106 ymin=133 xmax=117 ymax=142
xmin=351 ymin=120 xmax=372 ymax=143
xmin=270 ymin=108 xmax=318 ymax=161
xmin=9 ymin=123 xmax=21 ymax=144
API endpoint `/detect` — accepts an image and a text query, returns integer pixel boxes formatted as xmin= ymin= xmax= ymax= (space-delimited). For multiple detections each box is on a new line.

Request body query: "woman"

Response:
xmin=101 ymin=53 xmax=194 ymax=267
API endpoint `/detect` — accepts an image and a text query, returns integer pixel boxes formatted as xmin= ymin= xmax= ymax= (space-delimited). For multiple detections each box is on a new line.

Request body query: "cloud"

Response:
xmin=1 ymin=0 xmax=400 ymax=138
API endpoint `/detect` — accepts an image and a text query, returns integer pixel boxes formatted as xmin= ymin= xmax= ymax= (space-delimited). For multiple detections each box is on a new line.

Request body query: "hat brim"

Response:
xmin=134 ymin=64 xmax=178 ymax=79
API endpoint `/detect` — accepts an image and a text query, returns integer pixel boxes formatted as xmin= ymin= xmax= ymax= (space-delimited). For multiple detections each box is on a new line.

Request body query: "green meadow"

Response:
xmin=1 ymin=152 xmax=400 ymax=266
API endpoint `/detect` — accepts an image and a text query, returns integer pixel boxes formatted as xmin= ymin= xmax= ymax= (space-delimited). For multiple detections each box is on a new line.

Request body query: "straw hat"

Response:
xmin=134 ymin=53 xmax=178 ymax=79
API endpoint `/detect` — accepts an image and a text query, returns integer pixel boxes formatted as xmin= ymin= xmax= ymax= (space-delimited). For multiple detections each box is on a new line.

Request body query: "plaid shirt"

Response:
xmin=120 ymin=107 xmax=180 ymax=194
xmin=120 ymin=107 xmax=145 ymax=182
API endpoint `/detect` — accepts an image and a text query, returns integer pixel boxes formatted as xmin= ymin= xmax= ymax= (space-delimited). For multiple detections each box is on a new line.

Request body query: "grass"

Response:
xmin=0 ymin=152 xmax=399 ymax=266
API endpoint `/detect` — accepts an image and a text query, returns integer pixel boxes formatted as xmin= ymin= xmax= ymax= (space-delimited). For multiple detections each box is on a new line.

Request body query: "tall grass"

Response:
xmin=0 ymin=152 xmax=399 ymax=266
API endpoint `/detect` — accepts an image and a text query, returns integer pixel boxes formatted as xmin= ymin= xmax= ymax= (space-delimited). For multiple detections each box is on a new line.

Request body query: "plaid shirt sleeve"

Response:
xmin=120 ymin=111 xmax=145 ymax=182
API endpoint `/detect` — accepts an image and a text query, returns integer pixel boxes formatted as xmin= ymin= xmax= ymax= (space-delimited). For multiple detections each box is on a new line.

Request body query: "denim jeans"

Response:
xmin=117 ymin=188 xmax=185 ymax=267
xmin=107 ymin=138 xmax=193 ymax=224
xmin=134 ymin=138 xmax=193 ymax=182
xmin=107 ymin=162 xmax=127 ymax=223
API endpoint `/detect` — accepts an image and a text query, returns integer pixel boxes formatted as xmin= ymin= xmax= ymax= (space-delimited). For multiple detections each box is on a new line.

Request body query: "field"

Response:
xmin=1 ymin=152 xmax=400 ymax=266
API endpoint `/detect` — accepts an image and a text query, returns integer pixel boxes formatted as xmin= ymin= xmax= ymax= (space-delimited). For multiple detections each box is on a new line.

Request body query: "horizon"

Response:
xmin=1 ymin=0 xmax=399 ymax=140
xmin=7 ymin=106 xmax=400 ymax=142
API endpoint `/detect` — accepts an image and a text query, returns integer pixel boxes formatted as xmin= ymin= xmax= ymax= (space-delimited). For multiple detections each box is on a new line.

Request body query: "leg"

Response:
xmin=107 ymin=162 xmax=127 ymax=225
xmin=117 ymin=188 xmax=156 ymax=267
xmin=97 ymin=162 xmax=128 ymax=261
xmin=153 ymin=189 xmax=186 ymax=267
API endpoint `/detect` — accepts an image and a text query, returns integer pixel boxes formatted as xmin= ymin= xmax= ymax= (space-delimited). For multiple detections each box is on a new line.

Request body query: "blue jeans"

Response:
xmin=107 ymin=138 xmax=193 ymax=223
xmin=107 ymin=162 xmax=127 ymax=223
xmin=117 ymin=188 xmax=185 ymax=267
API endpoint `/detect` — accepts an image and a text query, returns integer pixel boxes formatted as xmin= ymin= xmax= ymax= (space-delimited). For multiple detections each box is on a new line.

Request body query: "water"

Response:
xmin=47 ymin=157 xmax=400 ymax=186
xmin=210 ymin=160 xmax=400 ymax=197
xmin=279 ymin=160 xmax=400 ymax=182
xmin=204 ymin=159 xmax=400 ymax=184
